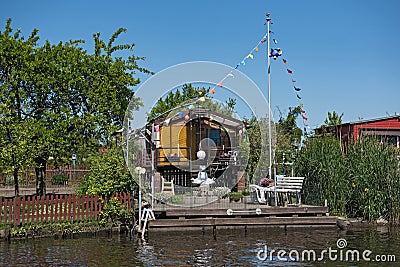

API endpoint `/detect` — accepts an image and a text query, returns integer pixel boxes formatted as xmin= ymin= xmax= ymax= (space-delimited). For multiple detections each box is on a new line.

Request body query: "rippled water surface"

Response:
xmin=1 ymin=226 xmax=399 ymax=266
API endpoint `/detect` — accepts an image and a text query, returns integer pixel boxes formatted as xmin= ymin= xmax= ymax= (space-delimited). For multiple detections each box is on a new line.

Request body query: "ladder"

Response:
xmin=139 ymin=208 xmax=155 ymax=239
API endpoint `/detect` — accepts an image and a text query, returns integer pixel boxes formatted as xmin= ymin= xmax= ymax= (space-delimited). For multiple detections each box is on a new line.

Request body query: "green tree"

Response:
xmin=147 ymin=84 xmax=237 ymax=122
xmin=0 ymin=19 xmax=150 ymax=195
xmin=0 ymin=19 xmax=39 ymax=195
xmin=324 ymin=111 xmax=344 ymax=126
xmin=275 ymin=106 xmax=302 ymax=175
xmin=147 ymin=84 xmax=206 ymax=121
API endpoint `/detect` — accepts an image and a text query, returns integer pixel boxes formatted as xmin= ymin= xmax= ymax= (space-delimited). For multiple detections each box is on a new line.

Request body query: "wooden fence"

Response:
xmin=0 ymin=193 xmax=132 ymax=227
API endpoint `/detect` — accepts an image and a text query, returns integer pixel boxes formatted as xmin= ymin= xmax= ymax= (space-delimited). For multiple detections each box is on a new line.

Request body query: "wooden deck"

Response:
xmin=148 ymin=198 xmax=337 ymax=230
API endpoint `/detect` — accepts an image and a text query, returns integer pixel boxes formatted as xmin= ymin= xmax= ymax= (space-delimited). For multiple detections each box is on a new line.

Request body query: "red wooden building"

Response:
xmin=315 ymin=115 xmax=400 ymax=148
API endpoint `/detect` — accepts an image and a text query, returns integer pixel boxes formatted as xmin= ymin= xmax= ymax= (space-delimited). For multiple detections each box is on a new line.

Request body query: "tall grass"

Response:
xmin=295 ymin=137 xmax=347 ymax=215
xmin=296 ymin=136 xmax=400 ymax=223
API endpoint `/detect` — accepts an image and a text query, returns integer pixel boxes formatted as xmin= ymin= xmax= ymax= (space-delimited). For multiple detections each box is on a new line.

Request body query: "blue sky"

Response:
xmin=2 ymin=0 xmax=399 ymax=129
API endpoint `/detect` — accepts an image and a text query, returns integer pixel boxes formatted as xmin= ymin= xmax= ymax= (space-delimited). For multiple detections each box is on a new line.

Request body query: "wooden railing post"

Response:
xmin=13 ymin=197 xmax=21 ymax=227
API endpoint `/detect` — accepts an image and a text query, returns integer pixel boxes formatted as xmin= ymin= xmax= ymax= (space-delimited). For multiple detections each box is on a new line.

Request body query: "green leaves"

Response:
xmin=77 ymin=148 xmax=137 ymax=198
xmin=0 ymin=19 xmax=150 ymax=195
xmin=324 ymin=111 xmax=344 ymax=126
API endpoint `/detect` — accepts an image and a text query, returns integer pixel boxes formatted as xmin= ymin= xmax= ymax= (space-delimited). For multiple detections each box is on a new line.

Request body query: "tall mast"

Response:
xmin=266 ymin=13 xmax=272 ymax=179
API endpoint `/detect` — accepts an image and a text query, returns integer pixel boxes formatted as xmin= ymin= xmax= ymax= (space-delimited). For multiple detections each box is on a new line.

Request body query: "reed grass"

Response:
xmin=295 ymin=136 xmax=400 ymax=224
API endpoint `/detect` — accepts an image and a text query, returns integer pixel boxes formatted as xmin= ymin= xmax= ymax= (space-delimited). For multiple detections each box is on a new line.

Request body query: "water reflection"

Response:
xmin=0 ymin=227 xmax=399 ymax=266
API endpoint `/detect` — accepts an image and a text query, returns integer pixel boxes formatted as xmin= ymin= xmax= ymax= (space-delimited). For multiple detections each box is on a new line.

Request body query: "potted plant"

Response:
xmin=227 ymin=192 xmax=243 ymax=202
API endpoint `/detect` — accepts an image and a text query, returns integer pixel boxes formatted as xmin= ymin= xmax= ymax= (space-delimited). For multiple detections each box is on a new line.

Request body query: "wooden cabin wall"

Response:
xmin=159 ymin=125 xmax=190 ymax=166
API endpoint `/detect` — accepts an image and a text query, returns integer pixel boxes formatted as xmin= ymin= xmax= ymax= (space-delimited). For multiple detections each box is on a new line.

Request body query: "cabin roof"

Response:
xmin=155 ymin=109 xmax=245 ymax=129
xmin=316 ymin=115 xmax=400 ymax=131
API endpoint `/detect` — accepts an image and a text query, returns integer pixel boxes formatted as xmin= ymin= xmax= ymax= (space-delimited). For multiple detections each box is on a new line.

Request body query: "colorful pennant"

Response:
xmin=271 ymin=31 xmax=311 ymax=130
xmin=209 ymin=33 xmax=268 ymax=94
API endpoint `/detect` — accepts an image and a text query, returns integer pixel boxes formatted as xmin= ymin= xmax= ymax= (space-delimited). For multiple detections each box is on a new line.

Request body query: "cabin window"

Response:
xmin=207 ymin=129 xmax=221 ymax=146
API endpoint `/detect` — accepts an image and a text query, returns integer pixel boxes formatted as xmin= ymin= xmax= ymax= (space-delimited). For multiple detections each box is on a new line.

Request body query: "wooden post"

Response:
xmin=13 ymin=197 xmax=21 ymax=227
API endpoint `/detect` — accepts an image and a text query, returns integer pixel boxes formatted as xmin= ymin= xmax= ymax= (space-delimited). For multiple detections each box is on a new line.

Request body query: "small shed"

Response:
xmin=141 ymin=108 xmax=247 ymax=191
xmin=315 ymin=115 xmax=400 ymax=148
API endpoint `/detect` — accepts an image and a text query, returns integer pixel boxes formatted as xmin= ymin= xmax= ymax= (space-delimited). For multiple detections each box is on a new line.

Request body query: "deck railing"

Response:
xmin=0 ymin=193 xmax=132 ymax=227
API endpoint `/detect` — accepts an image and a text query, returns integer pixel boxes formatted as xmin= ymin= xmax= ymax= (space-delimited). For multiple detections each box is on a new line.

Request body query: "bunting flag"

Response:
xmin=208 ymin=33 xmax=268 ymax=94
xmin=204 ymin=25 xmax=312 ymax=133
xmin=199 ymin=21 xmax=310 ymax=135
xmin=270 ymin=48 xmax=282 ymax=59
xmin=273 ymin=32 xmax=311 ymax=130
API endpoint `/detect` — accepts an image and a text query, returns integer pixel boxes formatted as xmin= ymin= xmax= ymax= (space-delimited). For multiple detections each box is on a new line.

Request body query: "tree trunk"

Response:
xmin=35 ymin=158 xmax=47 ymax=196
xmin=13 ymin=167 xmax=19 ymax=197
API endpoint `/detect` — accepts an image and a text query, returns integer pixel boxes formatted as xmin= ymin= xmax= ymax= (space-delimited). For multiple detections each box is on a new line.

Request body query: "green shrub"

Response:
xmin=51 ymin=174 xmax=68 ymax=185
xmin=5 ymin=175 xmax=22 ymax=186
xmin=76 ymin=148 xmax=136 ymax=197
xmin=99 ymin=197 xmax=133 ymax=226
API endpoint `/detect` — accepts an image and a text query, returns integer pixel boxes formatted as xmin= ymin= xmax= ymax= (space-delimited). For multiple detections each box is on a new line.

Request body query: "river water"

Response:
xmin=0 ymin=226 xmax=399 ymax=266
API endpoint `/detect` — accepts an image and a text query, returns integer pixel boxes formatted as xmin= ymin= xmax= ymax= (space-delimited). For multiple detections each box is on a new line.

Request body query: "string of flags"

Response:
xmin=208 ymin=33 xmax=268 ymax=93
xmin=206 ymin=28 xmax=310 ymax=134
xmin=257 ymin=31 xmax=310 ymax=130
xmin=154 ymin=19 xmax=311 ymax=135
xmin=273 ymin=37 xmax=310 ymax=130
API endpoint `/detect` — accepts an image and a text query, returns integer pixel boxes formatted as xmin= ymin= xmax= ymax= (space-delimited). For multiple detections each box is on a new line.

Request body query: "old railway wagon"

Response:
xmin=142 ymin=108 xmax=247 ymax=193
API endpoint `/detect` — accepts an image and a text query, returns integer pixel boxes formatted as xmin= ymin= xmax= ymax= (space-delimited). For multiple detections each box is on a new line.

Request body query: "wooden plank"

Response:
xmin=149 ymin=216 xmax=337 ymax=228
xmin=164 ymin=206 xmax=328 ymax=217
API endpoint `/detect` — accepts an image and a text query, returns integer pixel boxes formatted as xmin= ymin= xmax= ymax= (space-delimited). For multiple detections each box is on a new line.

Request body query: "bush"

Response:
xmin=51 ymin=174 xmax=68 ymax=185
xmin=99 ymin=197 xmax=133 ymax=226
xmin=76 ymin=148 xmax=136 ymax=197
xmin=4 ymin=175 xmax=22 ymax=186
